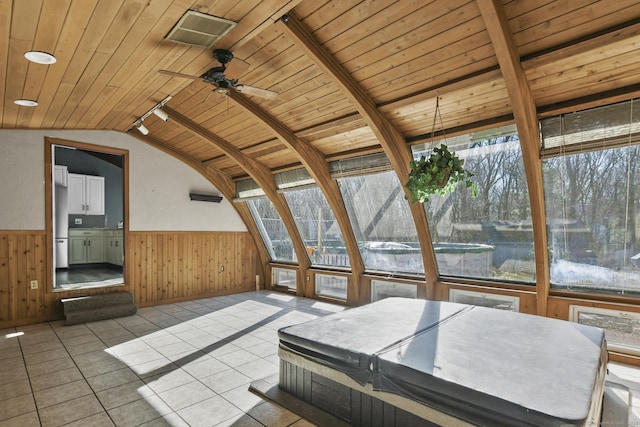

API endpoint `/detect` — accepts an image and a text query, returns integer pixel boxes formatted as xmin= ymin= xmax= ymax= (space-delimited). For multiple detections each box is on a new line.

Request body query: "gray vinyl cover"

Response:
xmin=278 ymin=298 xmax=470 ymax=384
xmin=278 ymin=298 xmax=606 ymax=426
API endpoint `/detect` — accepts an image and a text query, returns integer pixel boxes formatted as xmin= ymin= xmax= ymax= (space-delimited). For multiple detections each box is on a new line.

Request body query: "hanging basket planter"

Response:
xmin=405 ymin=144 xmax=477 ymax=204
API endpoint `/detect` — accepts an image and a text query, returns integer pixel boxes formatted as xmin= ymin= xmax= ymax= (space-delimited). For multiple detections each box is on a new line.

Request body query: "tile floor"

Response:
xmin=2 ymin=291 xmax=640 ymax=427
xmin=0 ymin=291 xmax=346 ymax=427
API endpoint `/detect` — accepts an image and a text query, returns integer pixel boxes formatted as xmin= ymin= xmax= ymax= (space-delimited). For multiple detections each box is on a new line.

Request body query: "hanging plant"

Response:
xmin=405 ymin=144 xmax=477 ymax=204
xmin=405 ymin=97 xmax=476 ymax=204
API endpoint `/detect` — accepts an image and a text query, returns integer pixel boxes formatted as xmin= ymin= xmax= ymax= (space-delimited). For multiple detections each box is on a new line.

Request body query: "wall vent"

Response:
xmin=165 ymin=11 xmax=236 ymax=48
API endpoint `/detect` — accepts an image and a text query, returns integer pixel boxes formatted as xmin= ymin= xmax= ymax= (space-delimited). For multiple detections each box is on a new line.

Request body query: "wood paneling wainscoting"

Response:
xmin=0 ymin=230 xmax=262 ymax=328
xmin=127 ymin=231 xmax=262 ymax=307
xmin=0 ymin=231 xmax=47 ymax=325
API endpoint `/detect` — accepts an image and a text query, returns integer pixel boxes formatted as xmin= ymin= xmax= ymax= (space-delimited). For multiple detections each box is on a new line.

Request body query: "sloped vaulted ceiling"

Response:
xmin=4 ymin=0 xmax=640 ymax=303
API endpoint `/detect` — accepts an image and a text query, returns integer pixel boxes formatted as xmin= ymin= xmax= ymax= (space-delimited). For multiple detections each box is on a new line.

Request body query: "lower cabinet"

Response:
xmin=104 ymin=230 xmax=124 ymax=266
xmin=69 ymin=229 xmax=105 ymax=264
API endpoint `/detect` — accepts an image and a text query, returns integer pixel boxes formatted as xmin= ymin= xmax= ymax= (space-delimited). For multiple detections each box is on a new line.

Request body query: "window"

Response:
xmin=371 ymin=280 xmax=417 ymax=302
xmin=272 ymin=267 xmax=296 ymax=290
xmin=449 ymin=289 xmax=519 ymax=311
xmin=541 ymin=100 xmax=640 ymax=295
xmin=337 ymin=169 xmax=423 ymax=275
xmin=282 ymin=185 xmax=349 ymax=268
xmin=315 ymin=274 xmax=347 ymax=300
xmin=246 ymin=197 xmax=296 ymax=263
xmin=413 ymin=125 xmax=535 ymax=283
xmin=570 ymin=305 xmax=640 ymax=355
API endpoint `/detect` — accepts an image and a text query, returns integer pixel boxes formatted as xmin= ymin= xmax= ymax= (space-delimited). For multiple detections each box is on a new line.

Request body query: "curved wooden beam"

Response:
xmin=228 ymin=90 xmax=365 ymax=305
xmin=277 ymin=12 xmax=438 ymax=300
xmin=476 ymin=0 xmax=550 ymax=315
xmin=128 ymin=132 xmax=272 ymax=286
xmin=161 ymin=107 xmax=313 ymax=294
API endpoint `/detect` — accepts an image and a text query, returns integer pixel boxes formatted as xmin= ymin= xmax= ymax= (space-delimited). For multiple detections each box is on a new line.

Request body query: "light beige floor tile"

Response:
xmin=23 ymin=347 xmax=69 ymax=365
xmin=234 ymin=358 xmax=278 ymax=381
xmin=30 ymin=367 xmax=83 ymax=392
xmin=213 ymin=413 xmax=264 ymax=427
xmin=86 ymin=367 xmax=140 ymax=392
xmin=245 ymin=341 xmax=278 ymax=358
xmin=63 ymin=412 xmax=115 ymax=427
xmin=33 ymin=379 xmax=93 ymax=409
xmin=27 ymin=356 xmax=75 ymax=378
xmin=0 ymin=379 xmax=31 ymax=401
xmin=0 ymin=346 xmax=22 ymax=361
xmin=96 ymin=380 xmax=155 ymax=410
xmin=181 ymin=357 xmax=228 ymax=378
xmin=0 ymin=410 xmax=41 ymax=427
xmin=38 ymin=394 xmax=105 ymax=427
xmin=200 ymin=368 xmax=252 ymax=394
xmin=59 ymin=332 xmax=102 ymax=348
xmin=215 ymin=349 xmax=260 ymax=368
xmin=0 ymin=363 xmax=27 ymax=386
xmin=145 ymin=369 xmax=196 ymax=394
xmin=107 ymin=394 xmax=173 ymax=426
xmin=19 ymin=340 xmax=64 ymax=355
xmin=128 ymin=357 xmax=176 ymax=379
xmin=65 ymin=339 xmax=108 ymax=356
xmin=246 ymin=401 xmax=302 ymax=427
xmin=220 ymin=384 xmax=264 ymax=412
xmin=177 ymin=395 xmax=243 ymax=427
xmin=77 ymin=357 xmax=128 ymax=378
xmin=138 ymin=412 xmax=190 ymax=427
xmin=1 ymin=355 xmax=26 ymax=370
xmin=157 ymin=380 xmax=216 ymax=411
xmin=0 ymin=393 xmax=36 ymax=422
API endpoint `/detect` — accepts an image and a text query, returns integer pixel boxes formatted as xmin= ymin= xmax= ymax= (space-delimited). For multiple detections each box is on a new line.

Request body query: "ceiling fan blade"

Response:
xmin=225 ymin=58 xmax=250 ymax=80
xmin=158 ymin=70 xmax=200 ymax=80
xmin=234 ymin=84 xmax=278 ymax=100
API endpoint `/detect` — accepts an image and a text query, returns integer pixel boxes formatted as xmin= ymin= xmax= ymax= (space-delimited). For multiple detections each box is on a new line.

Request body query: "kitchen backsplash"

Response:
xmin=68 ymin=214 xmax=106 ymax=228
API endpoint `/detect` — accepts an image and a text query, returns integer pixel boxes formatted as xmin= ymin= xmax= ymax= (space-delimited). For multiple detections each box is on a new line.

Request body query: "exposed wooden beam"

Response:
xmin=161 ymin=107 xmax=313 ymax=293
xmin=228 ymin=89 xmax=365 ymax=305
xmin=116 ymin=131 xmax=272 ymax=288
xmin=277 ymin=11 xmax=438 ymax=300
xmin=476 ymin=0 xmax=550 ymax=316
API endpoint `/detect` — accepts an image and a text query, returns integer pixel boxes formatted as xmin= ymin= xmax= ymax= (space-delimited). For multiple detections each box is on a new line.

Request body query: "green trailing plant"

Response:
xmin=405 ymin=144 xmax=477 ymax=204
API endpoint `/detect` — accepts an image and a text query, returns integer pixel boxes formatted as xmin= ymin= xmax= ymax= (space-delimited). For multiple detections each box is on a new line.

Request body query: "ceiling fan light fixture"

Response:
xmin=24 ymin=51 xmax=56 ymax=64
xmin=14 ymin=99 xmax=38 ymax=107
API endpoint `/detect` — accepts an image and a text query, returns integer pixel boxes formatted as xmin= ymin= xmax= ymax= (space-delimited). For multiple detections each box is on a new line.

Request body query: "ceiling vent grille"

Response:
xmin=165 ymin=11 xmax=236 ymax=48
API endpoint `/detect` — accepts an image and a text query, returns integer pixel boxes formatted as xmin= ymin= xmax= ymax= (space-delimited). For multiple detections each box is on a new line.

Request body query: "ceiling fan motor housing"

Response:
xmin=213 ymin=49 xmax=234 ymax=65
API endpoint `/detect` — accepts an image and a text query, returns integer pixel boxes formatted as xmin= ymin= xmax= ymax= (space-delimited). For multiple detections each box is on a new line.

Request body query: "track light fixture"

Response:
xmin=129 ymin=95 xmax=172 ymax=136
xmin=153 ymin=108 xmax=169 ymax=121
xmin=136 ymin=122 xmax=149 ymax=135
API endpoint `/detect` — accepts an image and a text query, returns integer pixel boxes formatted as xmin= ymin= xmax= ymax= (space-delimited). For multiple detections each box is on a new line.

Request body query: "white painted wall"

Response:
xmin=0 ymin=130 xmax=246 ymax=232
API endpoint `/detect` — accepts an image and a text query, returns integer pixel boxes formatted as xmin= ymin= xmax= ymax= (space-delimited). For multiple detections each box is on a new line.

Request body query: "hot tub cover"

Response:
xmin=278 ymin=297 xmax=606 ymax=426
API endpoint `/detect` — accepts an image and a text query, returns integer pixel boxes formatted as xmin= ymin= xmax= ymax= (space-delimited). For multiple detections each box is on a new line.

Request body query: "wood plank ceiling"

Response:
xmin=3 ymin=0 xmax=640 ymax=182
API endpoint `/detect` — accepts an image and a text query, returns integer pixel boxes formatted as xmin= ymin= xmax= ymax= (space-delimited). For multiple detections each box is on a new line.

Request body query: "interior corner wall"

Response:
xmin=0 ymin=130 xmax=246 ymax=232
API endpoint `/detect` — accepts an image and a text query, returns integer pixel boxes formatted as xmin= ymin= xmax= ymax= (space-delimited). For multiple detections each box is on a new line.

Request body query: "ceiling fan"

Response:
xmin=159 ymin=49 xmax=278 ymax=100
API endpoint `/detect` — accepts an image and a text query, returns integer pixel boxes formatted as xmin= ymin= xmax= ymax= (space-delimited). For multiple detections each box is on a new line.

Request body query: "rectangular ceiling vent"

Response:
xmin=165 ymin=10 xmax=236 ymax=48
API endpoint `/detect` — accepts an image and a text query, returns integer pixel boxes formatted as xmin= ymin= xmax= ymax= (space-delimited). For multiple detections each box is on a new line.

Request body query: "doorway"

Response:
xmin=48 ymin=139 xmax=128 ymax=290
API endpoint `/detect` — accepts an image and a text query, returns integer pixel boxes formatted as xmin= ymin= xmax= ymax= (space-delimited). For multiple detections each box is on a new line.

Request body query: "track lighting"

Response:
xmin=129 ymin=96 xmax=172 ymax=136
xmin=136 ymin=123 xmax=149 ymax=135
xmin=153 ymin=108 xmax=169 ymax=121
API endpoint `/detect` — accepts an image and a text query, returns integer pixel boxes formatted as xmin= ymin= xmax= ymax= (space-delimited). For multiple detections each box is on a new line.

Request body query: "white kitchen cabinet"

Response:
xmin=54 ymin=165 xmax=68 ymax=187
xmin=104 ymin=230 xmax=124 ymax=266
xmin=68 ymin=173 xmax=105 ymax=215
xmin=69 ymin=229 xmax=105 ymax=264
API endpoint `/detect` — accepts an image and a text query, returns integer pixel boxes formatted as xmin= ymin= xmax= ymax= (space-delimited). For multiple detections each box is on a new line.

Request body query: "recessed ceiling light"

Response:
xmin=14 ymin=99 xmax=38 ymax=107
xmin=24 ymin=51 xmax=56 ymax=64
